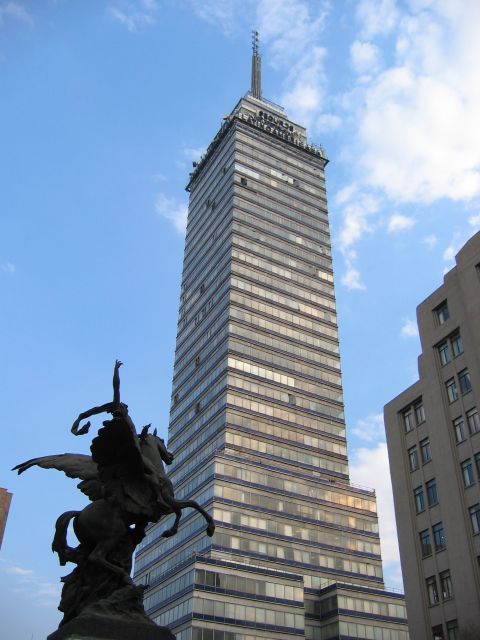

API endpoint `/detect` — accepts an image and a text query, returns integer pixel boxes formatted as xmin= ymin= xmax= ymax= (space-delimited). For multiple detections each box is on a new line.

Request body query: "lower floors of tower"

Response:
xmin=139 ymin=555 xmax=408 ymax=640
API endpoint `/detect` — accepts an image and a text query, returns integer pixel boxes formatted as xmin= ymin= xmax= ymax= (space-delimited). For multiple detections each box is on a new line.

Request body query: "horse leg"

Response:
xmin=161 ymin=505 xmax=182 ymax=538
xmin=88 ymin=535 xmax=133 ymax=584
xmin=167 ymin=499 xmax=215 ymax=537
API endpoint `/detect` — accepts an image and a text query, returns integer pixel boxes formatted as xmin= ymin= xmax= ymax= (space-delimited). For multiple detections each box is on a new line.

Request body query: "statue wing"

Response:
xmin=13 ymin=454 xmax=102 ymax=501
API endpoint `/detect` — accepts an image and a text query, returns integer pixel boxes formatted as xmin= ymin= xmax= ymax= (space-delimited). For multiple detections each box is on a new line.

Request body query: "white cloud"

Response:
xmin=341 ymin=267 xmax=366 ymax=291
xmin=315 ymin=113 xmax=341 ymax=132
xmin=350 ymin=40 xmax=381 ymax=75
xmin=356 ymin=0 xmax=399 ymax=39
xmin=0 ymin=559 xmax=59 ymax=605
xmin=401 ymin=318 xmax=419 ymax=337
xmin=387 ymin=213 xmax=415 ymax=233
xmin=351 ymin=412 xmax=385 ymax=442
xmin=0 ymin=2 xmax=32 ymax=26
xmin=468 ymin=213 xmax=480 ymax=229
xmin=338 ymin=189 xmax=380 ymax=253
xmin=107 ymin=0 xmax=159 ymax=31
xmin=1 ymin=262 xmax=15 ymax=274
xmin=422 ymin=234 xmax=437 ymax=248
xmin=185 ymin=0 xmax=248 ymax=35
xmin=182 ymin=146 xmax=206 ymax=162
xmin=155 ymin=193 xmax=188 ymax=234
xmin=350 ymin=442 xmax=402 ymax=582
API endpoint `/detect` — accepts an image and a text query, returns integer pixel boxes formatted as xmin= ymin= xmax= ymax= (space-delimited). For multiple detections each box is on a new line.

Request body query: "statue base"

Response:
xmin=47 ymin=616 xmax=176 ymax=640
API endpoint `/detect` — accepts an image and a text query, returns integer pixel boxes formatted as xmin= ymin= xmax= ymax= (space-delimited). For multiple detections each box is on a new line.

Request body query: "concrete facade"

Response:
xmin=133 ymin=81 xmax=408 ymax=639
xmin=385 ymin=232 xmax=480 ymax=639
xmin=0 ymin=487 xmax=12 ymax=550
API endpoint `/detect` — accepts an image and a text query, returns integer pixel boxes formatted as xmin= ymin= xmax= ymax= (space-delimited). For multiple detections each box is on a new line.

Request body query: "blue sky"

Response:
xmin=1 ymin=1 xmax=480 ymax=637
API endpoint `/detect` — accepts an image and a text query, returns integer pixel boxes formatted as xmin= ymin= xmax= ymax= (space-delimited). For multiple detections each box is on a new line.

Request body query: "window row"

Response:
xmin=192 ymin=596 xmax=303 ymax=630
xmin=213 ymin=506 xmax=381 ymax=556
xmin=190 ymin=627 xmax=275 ymax=640
xmin=230 ymin=306 xmax=340 ymax=361
xmin=414 ymin=478 xmax=438 ymax=512
xmin=227 ymin=413 xmax=347 ymax=456
xmin=305 ymin=593 xmax=406 ymax=620
xmin=224 ymin=431 xmax=348 ymax=475
xmin=311 ymin=620 xmax=409 ymax=640
xmin=426 ymin=570 xmax=453 ymax=606
xmin=214 ymin=531 xmax=383 ymax=578
xmin=229 ymin=337 xmax=342 ymax=386
xmin=402 ymin=399 xmax=425 ymax=432
xmin=453 ymin=407 xmax=480 ymax=442
xmin=437 ymin=332 xmax=463 ymax=365
xmin=215 ymin=460 xmax=376 ymax=512
xmin=408 ymin=438 xmax=431 ymax=471
xmin=231 ymin=291 xmax=338 ymax=342
xmin=215 ymin=484 xmax=379 ymax=533
xmin=445 ymin=368 xmax=472 ymax=403
xmin=225 ymin=392 xmax=345 ymax=438
xmin=432 ymin=619 xmax=459 ymax=640
xmin=144 ymin=570 xmax=194 ymax=611
xmin=195 ymin=568 xmax=303 ymax=602
xmin=419 ymin=522 xmax=446 ymax=557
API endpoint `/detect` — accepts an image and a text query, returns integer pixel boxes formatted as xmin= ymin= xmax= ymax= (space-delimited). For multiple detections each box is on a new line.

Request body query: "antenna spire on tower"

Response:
xmin=251 ymin=30 xmax=262 ymax=99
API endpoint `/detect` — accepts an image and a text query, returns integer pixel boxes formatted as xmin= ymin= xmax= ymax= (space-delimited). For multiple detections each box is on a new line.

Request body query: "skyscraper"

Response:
xmin=134 ymin=36 xmax=408 ymax=640
xmin=385 ymin=232 xmax=480 ymax=638
xmin=0 ymin=487 xmax=12 ymax=550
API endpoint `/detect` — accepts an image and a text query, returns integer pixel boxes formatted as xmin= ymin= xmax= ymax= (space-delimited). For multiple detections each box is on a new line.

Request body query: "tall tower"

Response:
xmin=134 ymin=37 xmax=408 ymax=640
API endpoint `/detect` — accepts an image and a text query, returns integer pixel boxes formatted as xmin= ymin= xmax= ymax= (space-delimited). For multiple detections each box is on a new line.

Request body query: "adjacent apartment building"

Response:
xmin=385 ymin=232 xmax=480 ymax=638
xmin=134 ymin=37 xmax=408 ymax=640
xmin=0 ymin=487 xmax=12 ymax=550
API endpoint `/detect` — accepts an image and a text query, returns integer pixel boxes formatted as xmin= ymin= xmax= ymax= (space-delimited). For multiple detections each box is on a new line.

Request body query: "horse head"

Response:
xmin=139 ymin=425 xmax=174 ymax=466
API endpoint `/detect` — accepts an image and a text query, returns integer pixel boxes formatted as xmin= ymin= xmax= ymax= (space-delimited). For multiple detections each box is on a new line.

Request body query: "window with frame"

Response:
xmin=475 ymin=453 xmax=480 ymax=479
xmin=427 ymin=479 xmax=438 ymax=506
xmin=415 ymin=401 xmax=426 ymax=424
xmin=421 ymin=438 xmax=432 ymax=463
xmin=458 ymin=369 xmax=472 ymax=395
xmin=419 ymin=529 xmax=431 ymax=557
xmin=469 ymin=504 xmax=480 ymax=534
xmin=426 ymin=576 xmax=440 ymax=605
xmin=414 ymin=486 xmax=425 ymax=512
xmin=408 ymin=446 xmax=419 ymax=471
xmin=435 ymin=301 xmax=450 ymax=325
xmin=403 ymin=408 xmax=414 ymax=432
xmin=446 ymin=619 xmax=459 ymax=640
xmin=432 ymin=624 xmax=444 ymax=639
xmin=440 ymin=570 xmax=453 ymax=600
xmin=467 ymin=408 xmax=480 ymax=435
xmin=433 ymin=522 xmax=446 ymax=550
xmin=438 ymin=340 xmax=451 ymax=365
xmin=451 ymin=333 xmax=463 ymax=357
xmin=453 ymin=417 xmax=466 ymax=443
xmin=446 ymin=378 xmax=458 ymax=403
xmin=462 ymin=459 xmax=475 ymax=487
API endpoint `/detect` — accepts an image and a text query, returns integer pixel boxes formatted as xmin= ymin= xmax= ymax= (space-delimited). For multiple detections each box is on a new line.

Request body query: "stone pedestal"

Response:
xmin=47 ymin=616 xmax=176 ymax=640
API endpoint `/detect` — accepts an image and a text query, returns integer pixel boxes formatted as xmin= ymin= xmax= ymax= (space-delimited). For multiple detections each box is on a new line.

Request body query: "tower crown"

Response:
xmin=251 ymin=30 xmax=262 ymax=99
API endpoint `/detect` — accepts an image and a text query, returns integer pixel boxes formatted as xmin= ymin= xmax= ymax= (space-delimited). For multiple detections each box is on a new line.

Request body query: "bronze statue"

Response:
xmin=13 ymin=361 xmax=214 ymax=638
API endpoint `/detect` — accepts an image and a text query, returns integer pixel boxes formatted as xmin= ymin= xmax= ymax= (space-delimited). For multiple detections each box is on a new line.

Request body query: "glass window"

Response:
xmin=414 ymin=486 xmax=425 ymax=512
xmin=420 ymin=529 xmax=432 ymax=557
xmin=421 ymin=438 xmax=432 ymax=463
xmin=427 ymin=479 xmax=438 ymax=506
xmin=440 ymin=570 xmax=453 ymax=600
xmin=438 ymin=341 xmax=451 ymax=365
xmin=433 ymin=522 xmax=446 ymax=550
xmin=469 ymin=504 xmax=480 ymax=534
xmin=453 ymin=417 xmax=466 ymax=443
xmin=475 ymin=453 xmax=480 ymax=479
xmin=451 ymin=333 xmax=463 ymax=357
xmin=415 ymin=401 xmax=426 ymax=424
xmin=446 ymin=378 xmax=458 ymax=403
xmin=435 ymin=301 xmax=450 ymax=325
xmin=427 ymin=576 xmax=440 ymax=605
xmin=432 ymin=624 xmax=444 ymax=639
xmin=467 ymin=408 xmax=480 ymax=435
xmin=403 ymin=409 xmax=414 ymax=432
xmin=462 ymin=459 xmax=475 ymax=487
xmin=408 ymin=446 xmax=419 ymax=471
xmin=459 ymin=369 xmax=472 ymax=394
xmin=446 ymin=619 xmax=459 ymax=640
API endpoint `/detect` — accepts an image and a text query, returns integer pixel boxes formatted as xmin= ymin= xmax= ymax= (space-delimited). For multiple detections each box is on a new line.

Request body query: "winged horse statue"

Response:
xmin=13 ymin=361 xmax=214 ymax=631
